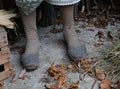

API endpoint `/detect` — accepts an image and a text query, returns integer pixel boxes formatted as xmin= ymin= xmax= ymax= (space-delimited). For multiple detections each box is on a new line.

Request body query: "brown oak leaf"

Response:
xmin=94 ymin=66 xmax=106 ymax=80
xmin=68 ymin=81 xmax=79 ymax=89
xmin=100 ymin=79 xmax=112 ymax=89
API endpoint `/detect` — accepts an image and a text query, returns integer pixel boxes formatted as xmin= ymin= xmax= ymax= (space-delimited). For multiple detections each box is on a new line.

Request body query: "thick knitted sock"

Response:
xmin=19 ymin=9 xmax=40 ymax=70
xmin=60 ymin=5 xmax=79 ymax=47
xmin=60 ymin=5 xmax=87 ymax=61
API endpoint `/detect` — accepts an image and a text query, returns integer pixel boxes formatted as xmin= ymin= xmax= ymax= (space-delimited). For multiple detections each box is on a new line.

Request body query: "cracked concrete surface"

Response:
xmin=3 ymin=21 xmax=120 ymax=89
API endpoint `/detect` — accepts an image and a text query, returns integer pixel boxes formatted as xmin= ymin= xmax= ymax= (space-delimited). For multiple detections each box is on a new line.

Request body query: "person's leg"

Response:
xmin=19 ymin=9 xmax=40 ymax=70
xmin=45 ymin=0 xmax=87 ymax=61
xmin=60 ymin=5 xmax=87 ymax=61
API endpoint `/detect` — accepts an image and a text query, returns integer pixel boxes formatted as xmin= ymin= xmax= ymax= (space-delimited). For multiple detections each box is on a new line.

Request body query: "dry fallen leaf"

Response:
xmin=58 ymin=76 xmax=67 ymax=88
xmin=94 ymin=15 xmax=108 ymax=28
xmin=0 ymin=81 xmax=4 ymax=86
xmin=67 ymin=64 xmax=73 ymax=69
xmin=69 ymin=61 xmax=79 ymax=72
xmin=94 ymin=20 xmax=101 ymax=28
xmin=96 ymin=31 xmax=106 ymax=40
xmin=55 ymin=64 xmax=67 ymax=74
xmin=55 ymin=15 xmax=62 ymax=25
xmin=0 ymin=81 xmax=4 ymax=89
xmin=45 ymin=83 xmax=60 ymax=89
xmin=18 ymin=69 xmax=27 ymax=80
xmin=48 ymin=63 xmax=58 ymax=77
xmin=17 ymin=47 xmax=25 ymax=54
xmin=106 ymin=31 xmax=113 ymax=41
xmin=110 ymin=79 xmax=120 ymax=89
xmin=68 ymin=81 xmax=79 ymax=89
xmin=48 ymin=63 xmax=67 ymax=77
xmin=50 ymin=28 xmax=63 ymax=33
xmin=82 ymin=24 xmax=88 ymax=28
xmin=94 ymin=43 xmax=101 ymax=48
xmin=45 ymin=75 xmax=67 ymax=89
xmin=54 ymin=73 xmax=64 ymax=80
xmin=88 ymin=17 xmax=94 ymax=26
xmin=81 ymin=59 xmax=91 ymax=71
xmin=94 ymin=66 xmax=106 ymax=80
xmin=47 ymin=63 xmax=68 ymax=88
xmin=11 ymin=82 xmax=18 ymax=87
xmin=115 ymin=81 xmax=120 ymax=89
xmin=100 ymin=79 xmax=112 ymax=89
xmin=99 ymin=15 xmax=108 ymax=28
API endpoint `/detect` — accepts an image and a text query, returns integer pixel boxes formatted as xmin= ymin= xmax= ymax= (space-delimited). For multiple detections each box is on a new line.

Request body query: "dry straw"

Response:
xmin=0 ymin=10 xmax=17 ymax=29
xmin=101 ymin=41 xmax=120 ymax=80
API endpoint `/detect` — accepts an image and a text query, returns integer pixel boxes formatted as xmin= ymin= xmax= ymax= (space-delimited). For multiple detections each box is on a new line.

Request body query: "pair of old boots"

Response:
xmin=20 ymin=6 xmax=87 ymax=70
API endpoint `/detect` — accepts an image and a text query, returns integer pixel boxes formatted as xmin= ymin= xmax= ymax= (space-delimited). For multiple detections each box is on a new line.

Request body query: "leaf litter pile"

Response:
xmin=45 ymin=14 xmax=120 ymax=88
xmin=45 ymin=63 xmax=79 ymax=89
xmin=44 ymin=57 xmax=120 ymax=89
xmin=73 ymin=8 xmax=120 ymax=88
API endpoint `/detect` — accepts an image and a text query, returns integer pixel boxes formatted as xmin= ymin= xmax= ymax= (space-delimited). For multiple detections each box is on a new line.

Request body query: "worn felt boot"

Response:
xmin=19 ymin=9 xmax=40 ymax=70
xmin=60 ymin=5 xmax=87 ymax=61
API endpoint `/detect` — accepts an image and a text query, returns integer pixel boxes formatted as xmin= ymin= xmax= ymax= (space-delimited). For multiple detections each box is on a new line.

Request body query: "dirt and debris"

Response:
xmin=45 ymin=55 xmax=118 ymax=89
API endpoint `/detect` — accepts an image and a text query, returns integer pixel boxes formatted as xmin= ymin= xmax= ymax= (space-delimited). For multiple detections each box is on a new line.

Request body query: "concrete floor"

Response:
xmin=3 ymin=21 xmax=120 ymax=89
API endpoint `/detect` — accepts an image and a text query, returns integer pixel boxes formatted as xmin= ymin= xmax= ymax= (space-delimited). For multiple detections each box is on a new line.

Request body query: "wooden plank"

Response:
xmin=0 ymin=53 xmax=10 ymax=61
xmin=4 ymin=62 xmax=12 ymax=70
xmin=0 ymin=46 xmax=10 ymax=60
xmin=0 ymin=59 xmax=10 ymax=65
xmin=0 ymin=46 xmax=9 ymax=53
xmin=0 ymin=41 xmax=8 ymax=48
xmin=0 ymin=35 xmax=7 ymax=41
xmin=0 ymin=69 xmax=12 ymax=81
xmin=0 ymin=62 xmax=12 ymax=81
xmin=0 ymin=32 xmax=7 ymax=41
xmin=0 ymin=27 xmax=8 ymax=48
xmin=0 ymin=28 xmax=7 ymax=42
xmin=0 ymin=27 xmax=5 ymax=33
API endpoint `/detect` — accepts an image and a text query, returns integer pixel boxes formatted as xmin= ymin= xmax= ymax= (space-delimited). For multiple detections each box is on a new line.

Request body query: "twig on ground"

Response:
xmin=91 ymin=79 xmax=97 ymax=89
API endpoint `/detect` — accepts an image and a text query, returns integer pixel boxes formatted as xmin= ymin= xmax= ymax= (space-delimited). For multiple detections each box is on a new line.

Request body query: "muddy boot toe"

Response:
xmin=68 ymin=44 xmax=87 ymax=61
xmin=21 ymin=53 xmax=39 ymax=71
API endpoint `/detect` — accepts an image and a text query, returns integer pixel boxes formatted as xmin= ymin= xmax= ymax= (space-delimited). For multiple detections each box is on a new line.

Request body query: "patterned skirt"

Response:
xmin=15 ymin=0 xmax=80 ymax=15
